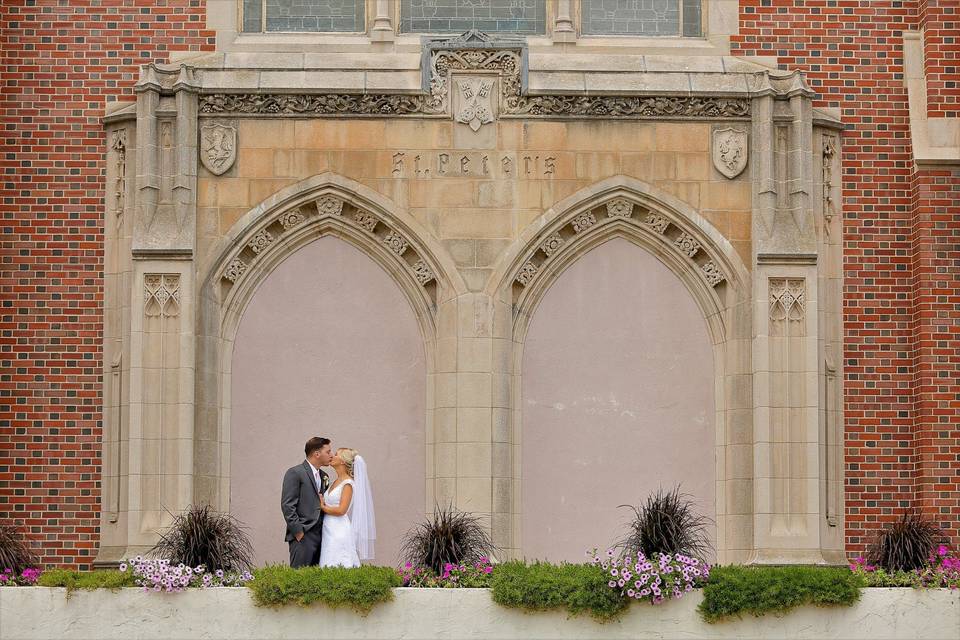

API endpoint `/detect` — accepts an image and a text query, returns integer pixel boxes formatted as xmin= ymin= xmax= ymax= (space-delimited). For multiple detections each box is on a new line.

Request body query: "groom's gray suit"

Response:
xmin=281 ymin=460 xmax=329 ymax=568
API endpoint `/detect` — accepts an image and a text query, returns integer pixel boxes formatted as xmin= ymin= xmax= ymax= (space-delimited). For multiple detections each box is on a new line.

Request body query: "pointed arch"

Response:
xmin=487 ymin=176 xmax=754 ymax=564
xmin=193 ymin=173 xmax=465 ymax=512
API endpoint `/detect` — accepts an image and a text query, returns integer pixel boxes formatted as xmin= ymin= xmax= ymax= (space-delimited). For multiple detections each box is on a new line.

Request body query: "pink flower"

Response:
xmin=938 ymin=545 xmax=949 ymax=557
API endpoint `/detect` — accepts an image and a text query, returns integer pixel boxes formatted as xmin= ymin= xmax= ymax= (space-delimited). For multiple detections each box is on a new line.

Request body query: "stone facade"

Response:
xmin=1 ymin=0 xmax=957 ymax=569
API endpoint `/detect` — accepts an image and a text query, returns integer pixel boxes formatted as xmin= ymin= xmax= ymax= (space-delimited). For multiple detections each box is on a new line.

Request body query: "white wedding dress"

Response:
xmin=318 ymin=479 xmax=361 ymax=568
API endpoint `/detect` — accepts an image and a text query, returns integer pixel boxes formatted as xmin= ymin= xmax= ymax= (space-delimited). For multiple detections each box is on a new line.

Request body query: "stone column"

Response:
xmin=749 ymin=76 xmax=827 ymax=564
xmin=553 ymin=0 xmax=576 ymax=42
xmin=371 ymin=0 xmax=394 ymax=41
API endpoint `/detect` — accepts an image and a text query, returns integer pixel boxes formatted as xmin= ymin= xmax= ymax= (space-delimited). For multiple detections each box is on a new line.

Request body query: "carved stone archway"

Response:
xmin=485 ymin=176 xmax=754 ymax=563
xmin=194 ymin=173 xmax=467 ymax=515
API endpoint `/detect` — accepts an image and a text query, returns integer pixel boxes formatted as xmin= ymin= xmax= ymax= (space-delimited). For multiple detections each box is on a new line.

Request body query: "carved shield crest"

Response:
xmin=200 ymin=122 xmax=237 ymax=175
xmin=455 ymin=77 xmax=495 ymax=132
xmin=712 ymin=127 xmax=749 ymax=179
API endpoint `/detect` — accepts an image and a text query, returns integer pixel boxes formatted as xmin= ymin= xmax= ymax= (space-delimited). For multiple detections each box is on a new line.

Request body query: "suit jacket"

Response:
xmin=281 ymin=460 xmax=329 ymax=542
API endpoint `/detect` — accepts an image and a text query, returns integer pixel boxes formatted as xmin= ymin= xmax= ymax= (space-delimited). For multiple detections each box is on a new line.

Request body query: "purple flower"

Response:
xmin=608 ymin=580 xmax=617 ymax=588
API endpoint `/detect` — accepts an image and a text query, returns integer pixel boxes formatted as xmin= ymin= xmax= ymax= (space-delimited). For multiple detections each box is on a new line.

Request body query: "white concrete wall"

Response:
xmin=1 ymin=587 xmax=956 ymax=640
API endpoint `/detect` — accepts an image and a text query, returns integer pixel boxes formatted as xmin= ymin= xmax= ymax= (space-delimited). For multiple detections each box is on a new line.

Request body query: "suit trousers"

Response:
xmin=288 ymin=523 xmax=322 ymax=568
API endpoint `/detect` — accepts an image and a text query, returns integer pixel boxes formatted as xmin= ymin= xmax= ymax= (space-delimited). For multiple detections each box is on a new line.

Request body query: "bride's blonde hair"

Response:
xmin=337 ymin=447 xmax=359 ymax=476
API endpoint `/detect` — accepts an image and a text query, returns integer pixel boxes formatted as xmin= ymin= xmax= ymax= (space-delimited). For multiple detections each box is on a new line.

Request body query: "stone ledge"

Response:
xmin=0 ymin=587 xmax=955 ymax=640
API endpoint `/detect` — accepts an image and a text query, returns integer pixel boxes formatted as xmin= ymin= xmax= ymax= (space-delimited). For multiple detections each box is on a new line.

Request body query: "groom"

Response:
xmin=281 ymin=436 xmax=332 ymax=568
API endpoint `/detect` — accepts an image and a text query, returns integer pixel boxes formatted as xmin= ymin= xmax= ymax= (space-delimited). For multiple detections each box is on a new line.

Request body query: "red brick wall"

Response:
xmin=1 ymin=0 xmax=956 ymax=569
xmin=919 ymin=0 xmax=960 ymax=117
xmin=0 ymin=0 xmax=214 ymax=569
xmin=734 ymin=0 xmax=959 ymax=554
xmin=911 ymin=167 xmax=960 ymax=541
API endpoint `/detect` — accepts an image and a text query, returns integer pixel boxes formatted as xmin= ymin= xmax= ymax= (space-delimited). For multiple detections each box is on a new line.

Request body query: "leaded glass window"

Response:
xmin=241 ymin=0 xmax=365 ymax=33
xmin=400 ymin=0 xmax=547 ymax=34
xmin=581 ymin=0 xmax=702 ymax=37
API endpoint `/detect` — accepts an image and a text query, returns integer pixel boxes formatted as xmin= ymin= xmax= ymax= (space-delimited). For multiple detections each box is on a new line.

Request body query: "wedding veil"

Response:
xmin=349 ymin=455 xmax=376 ymax=560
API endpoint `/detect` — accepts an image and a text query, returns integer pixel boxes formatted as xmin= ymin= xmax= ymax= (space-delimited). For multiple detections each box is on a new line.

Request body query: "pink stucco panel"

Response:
xmin=231 ymin=236 xmax=426 ymax=567
xmin=521 ymin=238 xmax=716 ymax=563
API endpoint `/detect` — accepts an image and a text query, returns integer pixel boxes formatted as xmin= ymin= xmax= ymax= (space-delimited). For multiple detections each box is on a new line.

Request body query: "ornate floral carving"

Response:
xmin=605 ymin=198 xmax=634 ymax=219
xmin=769 ymin=279 xmax=806 ymax=322
xmin=571 ymin=212 xmax=597 ymax=234
xmin=701 ymin=261 xmax=726 ymax=287
xmin=279 ymin=208 xmax=305 ymax=230
xmin=643 ymin=213 xmax=670 ymax=234
xmin=199 ymin=122 xmax=237 ymax=176
xmin=316 ymin=196 xmax=344 ymax=217
xmin=539 ymin=233 xmax=565 ymax=257
xmin=674 ymin=232 xmax=701 ymax=258
xmin=509 ymin=95 xmax=750 ymax=119
xmin=515 ymin=260 xmax=539 ymax=286
xmin=353 ymin=211 xmax=378 ymax=232
xmin=248 ymin=229 xmax=274 ymax=254
xmin=712 ymin=127 xmax=749 ymax=179
xmin=455 ymin=77 xmax=495 ymax=132
xmin=223 ymin=258 xmax=247 ymax=283
xmin=411 ymin=259 xmax=435 ymax=285
xmin=199 ymin=93 xmax=425 ymax=116
xmin=383 ymin=231 xmax=408 ymax=256
xmin=144 ymin=274 xmax=181 ymax=317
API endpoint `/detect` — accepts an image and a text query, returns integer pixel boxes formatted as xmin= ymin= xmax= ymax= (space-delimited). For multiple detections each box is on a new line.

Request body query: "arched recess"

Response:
xmin=487 ymin=176 xmax=754 ymax=563
xmin=194 ymin=173 xmax=467 ymax=542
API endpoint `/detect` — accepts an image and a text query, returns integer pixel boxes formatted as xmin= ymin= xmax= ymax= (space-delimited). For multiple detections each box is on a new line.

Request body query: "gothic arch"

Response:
xmin=487 ymin=176 xmax=753 ymax=562
xmin=194 ymin=173 xmax=466 ymax=512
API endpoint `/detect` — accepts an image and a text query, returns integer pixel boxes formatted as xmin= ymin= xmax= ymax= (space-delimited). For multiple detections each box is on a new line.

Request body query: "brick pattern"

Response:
xmin=919 ymin=0 xmax=960 ymax=117
xmin=0 ymin=0 xmax=214 ymax=569
xmin=734 ymin=0 xmax=959 ymax=554
xmin=911 ymin=168 xmax=960 ymax=541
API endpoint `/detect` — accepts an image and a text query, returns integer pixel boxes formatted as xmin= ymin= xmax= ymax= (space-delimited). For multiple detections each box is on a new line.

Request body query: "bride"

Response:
xmin=318 ymin=447 xmax=376 ymax=567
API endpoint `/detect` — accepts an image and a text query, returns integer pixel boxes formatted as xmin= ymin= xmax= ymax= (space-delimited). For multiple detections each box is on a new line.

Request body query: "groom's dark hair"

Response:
xmin=305 ymin=437 xmax=331 ymax=457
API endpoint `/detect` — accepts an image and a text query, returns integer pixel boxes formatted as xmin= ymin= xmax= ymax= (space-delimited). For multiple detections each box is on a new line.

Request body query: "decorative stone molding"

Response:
xmin=248 ymin=229 xmax=274 ymax=254
xmin=571 ymin=212 xmax=597 ymax=233
xmin=144 ymin=274 xmax=181 ymax=317
xmin=822 ymin=135 xmax=838 ymax=238
xmin=110 ymin=130 xmax=127 ymax=219
xmin=199 ymin=121 xmax=237 ymax=176
xmin=195 ymin=30 xmax=751 ymax=121
xmin=701 ymin=261 xmax=726 ymax=287
xmin=605 ymin=198 xmax=634 ymax=219
xmin=508 ymin=194 xmax=734 ymax=298
xmin=278 ymin=208 xmax=305 ymax=230
xmin=383 ymin=231 xmax=409 ymax=256
xmin=223 ymin=258 xmax=247 ymax=283
xmin=353 ymin=211 xmax=378 ymax=233
xmin=512 ymin=96 xmax=750 ymax=119
xmin=516 ymin=261 xmax=539 ymax=286
xmin=674 ymin=232 xmax=701 ymax=258
xmin=539 ymin=233 xmax=565 ymax=257
xmin=199 ymin=93 xmax=425 ymax=116
xmin=769 ymin=278 xmax=806 ymax=323
xmin=643 ymin=212 xmax=671 ymax=234
xmin=215 ymin=189 xmax=443 ymax=306
xmin=454 ymin=77 xmax=495 ymax=132
xmin=315 ymin=195 xmax=344 ymax=217
xmin=411 ymin=259 xmax=435 ymax=285
xmin=712 ymin=127 xmax=749 ymax=179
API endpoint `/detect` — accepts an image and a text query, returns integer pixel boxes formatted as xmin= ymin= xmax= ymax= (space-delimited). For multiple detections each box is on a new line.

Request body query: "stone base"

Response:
xmin=1 ymin=587 xmax=956 ymax=640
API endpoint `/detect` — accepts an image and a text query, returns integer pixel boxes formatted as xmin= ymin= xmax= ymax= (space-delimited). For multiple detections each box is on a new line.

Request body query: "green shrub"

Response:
xmin=490 ymin=561 xmax=628 ymax=622
xmin=699 ymin=565 xmax=862 ymax=623
xmin=248 ymin=564 xmax=400 ymax=613
xmin=37 ymin=569 xmax=135 ymax=592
